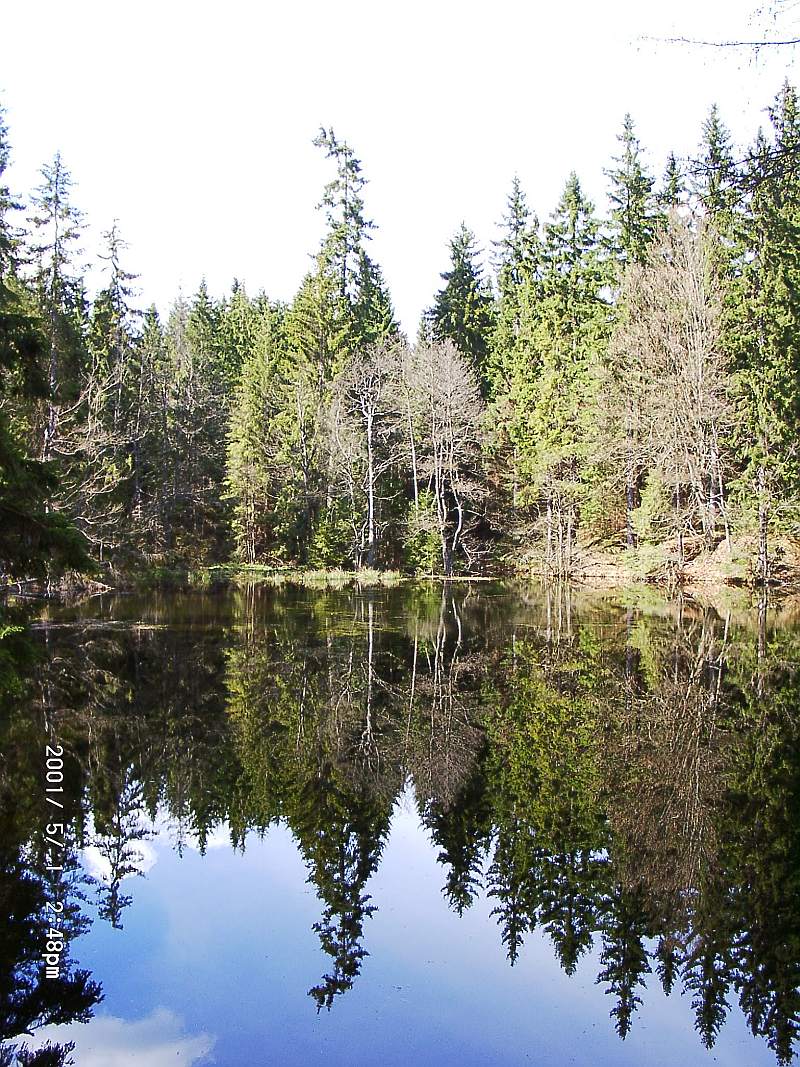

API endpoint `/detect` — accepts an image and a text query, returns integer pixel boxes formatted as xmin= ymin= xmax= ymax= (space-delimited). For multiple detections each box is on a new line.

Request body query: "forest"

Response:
xmin=1 ymin=84 xmax=799 ymax=586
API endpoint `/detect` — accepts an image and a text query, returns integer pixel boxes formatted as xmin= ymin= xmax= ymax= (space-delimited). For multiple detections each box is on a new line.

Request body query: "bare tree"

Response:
xmin=644 ymin=1 xmax=799 ymax=49
xmin=327 ymin=339 xmax=402 ymax=567
xmin=603 ymin=214 xmax=733 ymax=570
xmin=405 ymin=340 xmax=485 ymax=576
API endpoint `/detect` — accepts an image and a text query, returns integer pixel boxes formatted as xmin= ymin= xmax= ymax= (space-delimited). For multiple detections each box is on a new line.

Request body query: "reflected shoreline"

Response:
xmin=1 ymin=584 xmax=799 ymax=1064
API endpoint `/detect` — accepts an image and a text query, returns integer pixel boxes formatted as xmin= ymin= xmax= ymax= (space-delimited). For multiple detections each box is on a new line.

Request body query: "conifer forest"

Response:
xmin=2 ymin=84 xmax=800 ymax=590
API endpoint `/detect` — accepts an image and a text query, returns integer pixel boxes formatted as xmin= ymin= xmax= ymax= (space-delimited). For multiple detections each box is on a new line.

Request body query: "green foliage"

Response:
xmin=605 ymin=113 xmax=657 ymax=266
xmin=0 ymin=118 xmax=89 ymax=581
xmin=425 ymin=223 xmax=495 ymax=382
xmin=307 ymin=499 xmax=354 ymax=568
xmin=3 ymin=583 xmax=800 ymax=1059
xmin=631 ymin=471 xmax=671 ymax=544
xmin=725 ymin=84 xmax=800 ymax=578
xmin=2 ymin=90 xmax=800 ymax=586
xmin=402 ymin=491 xmax=440 ymax=575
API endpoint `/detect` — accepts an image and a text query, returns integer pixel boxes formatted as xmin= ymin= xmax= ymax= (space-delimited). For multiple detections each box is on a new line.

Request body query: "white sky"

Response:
xmin=1 ymin=0 xmax=797 ymax=335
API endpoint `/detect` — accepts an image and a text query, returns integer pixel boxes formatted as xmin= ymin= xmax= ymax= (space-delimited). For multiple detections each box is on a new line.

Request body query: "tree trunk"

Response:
xmin=757 ymin=464 xmax=769 ymax=585
xmin=366 ymin=411 xmax=376 ymax=567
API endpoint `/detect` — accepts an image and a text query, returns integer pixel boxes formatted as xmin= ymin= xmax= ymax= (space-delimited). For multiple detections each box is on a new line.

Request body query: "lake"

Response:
xmin=2 ymin=582 xmax=798 ymax=1065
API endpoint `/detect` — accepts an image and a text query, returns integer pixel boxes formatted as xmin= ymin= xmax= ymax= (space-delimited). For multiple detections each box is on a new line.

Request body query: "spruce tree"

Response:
xmin=695 ymin=104 xmax=738 ymax=222
xmin=425 ymin=223 xmax=495 ymax=386
xmin=313 ymin=127 xmax=374 ymax=304
xmin=27 ymin=153 xmax=86 ymax=462
xmin=605 ymin=114 xmax=657 ymax=266
xmin=489 ymin=176 xmax=542 ymax=393
xmin=487 ymin=178 xmax=543 ymax=511
xmin=225 ymin=303 xmax=298 ymax=563
xmin=0 ymin=112 xmax=87 ymax=579
xmin=311 ymin=128 xmax=398 ymax=351
xmin=728 ymin=82 xmax=800 ymax=581
xmin=657 ymin=153 xmax=686 ymax=211
xmin=521 ymin=173 xmax=609 ymax=573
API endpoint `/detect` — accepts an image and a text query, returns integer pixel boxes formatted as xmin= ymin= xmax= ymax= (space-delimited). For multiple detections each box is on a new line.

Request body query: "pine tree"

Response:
xmin=695 ymin=104 xmax=738 ymax=222
xmin=519 ymin=173 xmax=609 ymax=573
xmin=27 ymin=153 xmax=86 ymax=463
xmin=0 ymin=113 xmax=87 ymax=580
xmin=425 ymin=223 xmax=495 ymax=385
xmin=658 ymin=153 xmax=686 ymax=211
xmin=728 ymin=82 xmax=800 ymax=581
xmin=605 ymin=114 xmax=657 ymax=266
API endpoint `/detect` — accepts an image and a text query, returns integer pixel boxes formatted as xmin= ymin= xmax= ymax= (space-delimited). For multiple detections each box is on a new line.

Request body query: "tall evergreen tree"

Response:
xmin=728 ymin=82 xmax=800 ymax=581
xmin=313 ymin=127 xmax=374 ymax=304
xmin=27 ymin=153 xmax=86 ymax=463
xmin=520 ymin=173 xmax=609 ymax=573
xmin=658 ymin=153 xmax=686 ymax=211
xmin=486 ymin=178 xmax=543 ymax=511
xmin=695 ymin=104 xmax=738 ymax=222
xmin=0 ymin=112 xmax=87 ymax=580
xmin=425 ymin=223 xmax=495 ymax=385
xmin=489 ymin=177 xmax=542 ymax=392
xmin=605 ymin=114 xmax=657 ymax=266
xmin=312 ymin=127 xmax=398 ymax=350
xmin=226 ymin=303 xmax=299 ymax=563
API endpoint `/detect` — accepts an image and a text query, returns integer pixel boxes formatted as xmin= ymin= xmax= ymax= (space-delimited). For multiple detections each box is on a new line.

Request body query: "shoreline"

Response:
xmin=4 ymin=558 xmax=800 ymax=604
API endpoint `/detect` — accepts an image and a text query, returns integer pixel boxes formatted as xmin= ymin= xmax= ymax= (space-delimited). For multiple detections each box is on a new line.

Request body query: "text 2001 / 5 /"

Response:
xmin=43 ymin=743 xmax=67 ymax=979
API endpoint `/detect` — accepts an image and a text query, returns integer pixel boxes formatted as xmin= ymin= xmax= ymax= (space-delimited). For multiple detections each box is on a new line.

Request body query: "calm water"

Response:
xmin=2 ymin=583 xmax=799 ymax=1065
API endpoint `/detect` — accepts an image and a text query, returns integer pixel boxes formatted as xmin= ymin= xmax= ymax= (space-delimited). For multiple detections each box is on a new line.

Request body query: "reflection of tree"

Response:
xmin=0 ymin=847 xmax=101 ymax=1064
xmin=225 ymin=585 xmax=488 ymax=1003
xmin=483 ymin=605 xmax=609 ymax=974
xmin=722 ymin=620 xmax=800 ymax=1065
xmin=596 ymin=885 xmax=652 ymax=1039
xmin=682 ymin=879 xmax=734 ymax=1052
xmin=90 ymin=774 xmax=153 ymax=929
xmin=407 ymin=587 xmax=492 ymax=914
xmin=423 ymin=751 xmax=492 ymax=916
xmin=0 ymin=621 xmax=102 ymax=1066
xmin=12 ymin=584 xmax=800 ymax=1061
xmin=605 ymin=606 xmax=729 ymax=915
xmin=224 ymin=589 xmax=397 ymax=1008
xmin=406 ymin=588 xmax=486 ymax=810
xmin=294 ymin=766 xmax=389 ymax=1010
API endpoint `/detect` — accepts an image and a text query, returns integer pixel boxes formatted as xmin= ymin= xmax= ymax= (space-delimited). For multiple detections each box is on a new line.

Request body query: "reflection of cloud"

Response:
xmin=195 ymin=824 xmax=233 ymax=851
xmin=155 ymin=818 xmax=233 ymax=853
xmin=26 ymin=1008 xmax=215 ymax=1066
xmin=81 ymin=839 xmax=159 ymax=882
xmin=396 ymin=779 xmax=418 ymax=818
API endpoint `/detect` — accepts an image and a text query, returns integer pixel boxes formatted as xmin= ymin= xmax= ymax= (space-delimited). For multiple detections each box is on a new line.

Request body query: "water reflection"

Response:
xmin=2 ymin=584 xmax=800 ymax=1063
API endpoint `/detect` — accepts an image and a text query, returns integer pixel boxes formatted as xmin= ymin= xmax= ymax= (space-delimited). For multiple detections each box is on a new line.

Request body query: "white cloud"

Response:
xmin=24 ymin=1008 xmax=215 ymax=1067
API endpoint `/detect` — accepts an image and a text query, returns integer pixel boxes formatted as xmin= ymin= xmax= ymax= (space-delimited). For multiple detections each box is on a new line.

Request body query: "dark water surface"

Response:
xmin=2 ymin=583 xmax=799 ymax=1065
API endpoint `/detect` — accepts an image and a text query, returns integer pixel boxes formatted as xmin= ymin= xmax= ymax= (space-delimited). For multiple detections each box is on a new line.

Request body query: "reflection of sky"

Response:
xmin=30 ymin=792 xmax=774 ymax=1067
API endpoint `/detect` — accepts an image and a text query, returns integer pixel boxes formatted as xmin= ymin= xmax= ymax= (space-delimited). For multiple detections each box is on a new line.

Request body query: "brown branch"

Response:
xmin=640 ymin=32 xmax=800 ymax=47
